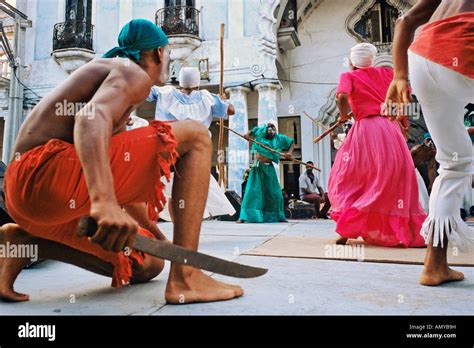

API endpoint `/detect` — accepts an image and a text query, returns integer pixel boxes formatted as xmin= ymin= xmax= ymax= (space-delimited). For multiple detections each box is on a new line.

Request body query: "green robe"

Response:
xmin=239 ymin=125 xmax=293 ymax=223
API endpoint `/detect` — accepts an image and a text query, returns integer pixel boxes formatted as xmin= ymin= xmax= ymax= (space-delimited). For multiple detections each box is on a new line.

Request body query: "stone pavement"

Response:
xmin=1 ymin=220 xmax=472 ymax=315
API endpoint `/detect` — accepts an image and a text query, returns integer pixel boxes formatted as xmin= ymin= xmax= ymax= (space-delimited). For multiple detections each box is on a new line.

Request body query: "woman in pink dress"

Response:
xmin=328 ymin=43 xmax=426 ymax=248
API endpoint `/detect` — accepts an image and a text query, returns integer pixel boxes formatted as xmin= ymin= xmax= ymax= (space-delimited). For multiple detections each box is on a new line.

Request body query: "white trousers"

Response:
xmin=409 ymin=51 xmax=474 ymax=251
xmin=159 ymin=173 xmax=236 ymax=222
xmin=416 ymin=169 xmax=430 ymax=213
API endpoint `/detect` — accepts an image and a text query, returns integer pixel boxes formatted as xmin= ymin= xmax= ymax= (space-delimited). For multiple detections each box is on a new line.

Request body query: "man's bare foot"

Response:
xmin=335 ymin=237 xmax=348 ymax=245
xmin=235 ymin=220 xmax=243 ymax=224
xmin=0 ymin=224 xmax=35 ymax=302
xmin=419 ymin=266 xmax=465 ymax=286
xmin=165 ymin=264 xmax=244 ymax=304
xmin=214 ymin=278 xmax=245 ymax=295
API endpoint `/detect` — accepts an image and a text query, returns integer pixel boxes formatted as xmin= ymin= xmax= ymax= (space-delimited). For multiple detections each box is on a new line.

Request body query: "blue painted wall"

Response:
xmin=132 ymin=0 xmax=157 ymax=22
xmin=95 ymin=0 xmax=120 ymax=54
xmin=34 ymin=0 xmax=58 ymax=60
xmin=243 ymin=0 xmax=259 ymax=37
xmin=201 ymin=0 xmax=228 ymax=40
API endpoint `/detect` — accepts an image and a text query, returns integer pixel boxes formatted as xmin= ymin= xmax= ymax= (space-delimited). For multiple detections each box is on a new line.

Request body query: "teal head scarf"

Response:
xmin=102 ymin=19 xmax=169 ymax=62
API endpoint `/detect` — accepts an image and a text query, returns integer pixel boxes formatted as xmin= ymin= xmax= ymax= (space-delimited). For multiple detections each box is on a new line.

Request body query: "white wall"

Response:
xmin=278 ymin=0 xmax=365 ymax=188
xmin=21 ymin=0 xmax=261 ymax=98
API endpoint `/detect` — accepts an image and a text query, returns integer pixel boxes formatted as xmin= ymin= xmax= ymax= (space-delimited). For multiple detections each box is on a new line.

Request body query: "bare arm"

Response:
xmin=280 ymin=141 xmax=295 ymax=160
xmin=75 ymin=70 xmax=149 ymax=204
xmin=227 ymin=103 xmax=235 ymax=116
xmin=336 ymin=93 xmax=351 ymax=122
xmin=317 ymin=186 xmax=325 ymax=198
xmin=74 ymin=67 xmax=152 ymax=251
xmin=385 ymin=0 xmax=441 ymax=107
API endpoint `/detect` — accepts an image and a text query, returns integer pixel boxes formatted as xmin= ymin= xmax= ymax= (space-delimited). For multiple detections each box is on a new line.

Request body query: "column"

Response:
xmin=255 ymin=82 xmax=281 ymax=126
xmin=255 ymin=81 xmax=282 ymax=182
xmin=2 ymin=16 xmax=30 ymax=163
xmin=225 ymin=85 xmax=251 ymax=197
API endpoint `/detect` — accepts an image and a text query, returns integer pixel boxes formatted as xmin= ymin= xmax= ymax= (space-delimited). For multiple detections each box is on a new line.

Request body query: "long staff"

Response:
xmin=217 ymin=23 xmax=225 ymax=187
xmin=224 ymin=125 xmax=321 ymax=172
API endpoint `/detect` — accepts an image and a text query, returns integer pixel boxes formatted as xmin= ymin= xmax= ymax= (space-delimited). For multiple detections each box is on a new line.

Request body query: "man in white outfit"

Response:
xmin=147 ymin=67 xmax=236 ymax=221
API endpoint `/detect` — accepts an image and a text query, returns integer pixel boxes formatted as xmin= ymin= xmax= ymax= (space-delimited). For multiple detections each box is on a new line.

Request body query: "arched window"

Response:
xmin=354 ymin=0 xmax=399 ymax=47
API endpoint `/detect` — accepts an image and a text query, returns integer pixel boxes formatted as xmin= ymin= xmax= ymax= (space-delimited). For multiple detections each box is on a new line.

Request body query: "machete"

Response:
xmin=77 ymin=217 xmax=267 ymax=279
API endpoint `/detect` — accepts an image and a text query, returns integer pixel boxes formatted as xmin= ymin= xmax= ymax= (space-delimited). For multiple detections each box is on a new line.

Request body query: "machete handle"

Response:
xmin=77 ymin=216 xmax=98 ymax=238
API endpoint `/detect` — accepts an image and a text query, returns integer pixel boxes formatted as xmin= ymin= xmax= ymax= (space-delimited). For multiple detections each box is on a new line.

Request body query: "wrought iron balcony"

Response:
xmin=53 ymin=20 xmax=94 ymax=51
xmin=373 ymin=42 xmax=392 ymax=53
xmin=155 ymin=6 xmax=200 ymax=37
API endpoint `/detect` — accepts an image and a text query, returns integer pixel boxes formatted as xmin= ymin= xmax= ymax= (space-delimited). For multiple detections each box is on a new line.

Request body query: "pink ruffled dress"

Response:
xmin=328 ymin=66 xmax=426 ymax=247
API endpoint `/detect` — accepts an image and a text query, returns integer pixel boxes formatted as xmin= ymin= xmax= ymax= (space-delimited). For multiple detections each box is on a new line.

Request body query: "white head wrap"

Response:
xmin=350 ymin=43 xmax=378 ymax=68
xmin=179 ymin=67 xmax=201 ymax=88
xmin=267 ymin=120 xmax=277 ymax=128
xmin=259 ymin=119 xmax=278 ymax=129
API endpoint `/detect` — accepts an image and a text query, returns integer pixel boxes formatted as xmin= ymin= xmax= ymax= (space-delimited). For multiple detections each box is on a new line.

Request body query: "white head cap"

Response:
xmin=350 ymin=43 xmax=378 ymax=68
xmin=179 ymin=67 xmax=201 ymax=88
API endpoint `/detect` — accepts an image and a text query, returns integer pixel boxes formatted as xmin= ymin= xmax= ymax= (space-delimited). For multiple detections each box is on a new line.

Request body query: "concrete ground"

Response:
xmin=1 ymin=220 xmax=472 ymax=315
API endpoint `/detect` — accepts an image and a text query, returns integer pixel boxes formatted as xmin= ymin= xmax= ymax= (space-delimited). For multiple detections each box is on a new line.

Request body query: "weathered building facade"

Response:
xmin=1 ymin=0 xmax=420 ymax=198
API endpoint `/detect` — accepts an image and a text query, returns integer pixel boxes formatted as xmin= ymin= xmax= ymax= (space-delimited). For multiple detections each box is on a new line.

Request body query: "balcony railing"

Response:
xmin=53 ymin=20 xmax=94 ymax=51
xmin=373 ymin=42 xmax=392 ymax=53
xmin=155 ymin=6 xmax=200 ymax=36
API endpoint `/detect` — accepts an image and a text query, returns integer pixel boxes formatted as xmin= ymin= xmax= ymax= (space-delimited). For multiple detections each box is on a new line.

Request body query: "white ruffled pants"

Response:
xmin=409 ymin=51 xmax=474 ymax=252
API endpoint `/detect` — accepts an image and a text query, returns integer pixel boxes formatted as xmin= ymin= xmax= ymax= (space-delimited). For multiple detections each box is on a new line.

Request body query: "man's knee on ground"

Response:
xmin=131 ymin=256 xmax=165 ymax=284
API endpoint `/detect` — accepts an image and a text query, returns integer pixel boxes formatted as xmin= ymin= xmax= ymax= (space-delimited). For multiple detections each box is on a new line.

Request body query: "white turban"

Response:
xmin=179 ymin=67 xmax=201 ymax=88
xmin=350 ymin=43 xmax=378 ymax=68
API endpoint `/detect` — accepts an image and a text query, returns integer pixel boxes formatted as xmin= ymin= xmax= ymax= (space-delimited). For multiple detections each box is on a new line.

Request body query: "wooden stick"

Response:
xmin=224 ymin=125 xmax=321 ymax=172
xmin=217 ymin=23 xmax=225 ymax=187
xmin=302 ymin=111 xmax=320 ymax=127
xmin=313 ymin=121 xmax=343 ymax=144
xmin=303 ymin=111 xmax=329 ymax=130
xmin=313 ymin=113 xmax=353 ymax=143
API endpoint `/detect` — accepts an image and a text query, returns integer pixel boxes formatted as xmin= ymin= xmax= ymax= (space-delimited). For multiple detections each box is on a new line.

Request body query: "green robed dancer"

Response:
xmin=238 ymin=122 xmax=294 ymax=223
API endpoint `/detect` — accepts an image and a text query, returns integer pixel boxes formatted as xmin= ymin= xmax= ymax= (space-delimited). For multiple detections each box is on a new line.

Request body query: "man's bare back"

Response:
xmin=1 ymin=19 xmax=245 ymax=304
xmin=13 ymin=58 xmax=150 ymax=157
